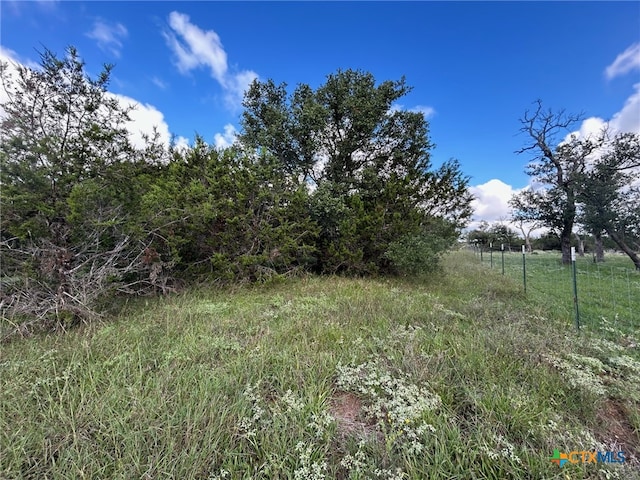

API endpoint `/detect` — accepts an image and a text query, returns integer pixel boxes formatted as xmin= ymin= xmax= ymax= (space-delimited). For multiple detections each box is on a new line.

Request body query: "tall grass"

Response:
xmin=1 ymin=251 xmax=638 ymax=479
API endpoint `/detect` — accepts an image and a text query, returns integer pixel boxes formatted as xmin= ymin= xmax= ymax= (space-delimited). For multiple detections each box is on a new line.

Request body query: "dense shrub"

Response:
xmin=0 ymin=47 xmax=473 ymax=334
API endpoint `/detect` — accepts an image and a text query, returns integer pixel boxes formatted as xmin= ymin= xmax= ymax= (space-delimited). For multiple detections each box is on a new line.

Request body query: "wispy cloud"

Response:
xmin=11 ymin=0 xmax=59 ymax=11
xmin=86 ymin=20 xmax=128 ymax=58
xmin=390 ymin=103 xmax=436 ymax=119
xmin=35 ymin=0 xmax=59 ymax=8
xmin=151 ymin=76 xmax=168 ymax=90
xmin=409 ymin=105 xmax=436 ymax=119
xmin=163 ymin=11 xmax=258 ymax=111
xmin=605 ymin=42 xmax=640 ymax=80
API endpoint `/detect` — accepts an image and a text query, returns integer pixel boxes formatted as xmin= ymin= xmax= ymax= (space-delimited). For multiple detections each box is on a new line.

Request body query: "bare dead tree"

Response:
xmin=511 ymin=217 xmax=540 ymax=253
xmin=516 ymin=100 xmax=605 ymax=264
xmin=0 ymin=212 xmax=179 ymax=340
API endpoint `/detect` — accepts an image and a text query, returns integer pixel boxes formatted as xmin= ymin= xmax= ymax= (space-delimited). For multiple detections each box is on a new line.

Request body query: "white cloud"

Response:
xmin=213 ymin=123 xmax=237 ymax=149
xmin=0 ymin=46 xmax=20 ymax=110
xmin=165 ymin=11 xmax=226 ymax=79
xmin=564 ymin=83 xmax=640 ymax=144
xmin=469 ymin=179 xmax=521 ymax=223
xmin=2 ymin=48 xmax=243 ymax=172
xmin=163 ymin=11 xmax=258 ymax=110
xmin=467 ymin=179 xmax=548 ymax=237
xmin=225 ymin=69 xmax=258 ymax=111
xmin=1 ymin=46 xmax=177 ymax=153
xmin=610 ymin=82 xmax=640 ymax=134
xmin=389 ymin=103 xmax=436 ymax=119
xmin=1 ymin=45 xmax=20 ymax=61
xmin=564 ymin=44 xmax=640 ymax=142
xmin=0 ymin=46 xmax=42 ymax=117
xmin=605 ymin=42 xmax=640 ymax=80
xmin=173 ymin=135 xmax=190 ymax=151
xmin=109 ymin=93 xmax=171 ymax=149
xmin=86 ymin=20 xmax=128 ymax=58
xmin=576 ymin=116 xmax=608 ymax=139
xmin=0 ymin=45 xmax=39 ymax=71
xmin=410 ymin=105 xmax=436 ymax=118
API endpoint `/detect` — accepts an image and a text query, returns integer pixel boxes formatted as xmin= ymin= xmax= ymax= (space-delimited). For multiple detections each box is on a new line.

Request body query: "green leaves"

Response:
xmin=0 ymin=46 xmax=157 ymax=327
xmin=575 ymin=132 xmax=640 ymax=269
xmin=385 ymin=219 xmax=458 ymax=277
xmin=139 ymin=144 xmax=319 ymax=281
xmin=1 ymin=50 xmax=473 ymax=330
xmin=240 ymin=69 xmax=472 ymax=275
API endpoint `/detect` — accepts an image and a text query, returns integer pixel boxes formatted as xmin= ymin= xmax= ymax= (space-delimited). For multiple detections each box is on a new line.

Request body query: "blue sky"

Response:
xmin=2 ymin=1 xmax=639 ymax=226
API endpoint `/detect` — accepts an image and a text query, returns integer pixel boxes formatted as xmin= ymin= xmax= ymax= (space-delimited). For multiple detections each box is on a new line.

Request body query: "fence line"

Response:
xmin=469 ymin=244 xmax=640 ymax=334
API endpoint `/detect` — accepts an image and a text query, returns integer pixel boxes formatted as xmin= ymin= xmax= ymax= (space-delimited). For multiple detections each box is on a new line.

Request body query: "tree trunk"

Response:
xmin=560 ymin=231 xmax=572 ymax=264
xmin=517 ymin=224 xmax=533 ymax=253
xmin=607 ymin=228 xmax=640 ymax=270
xmin=560 ymin=190 xmax=576 ymax=265
xmin=594 ymin=232 xmax=604 ymax=263
xmin=574 ymin=233 xmax=585 ymax=256
xmin=560 ymin=219 xmax=573 ymax=264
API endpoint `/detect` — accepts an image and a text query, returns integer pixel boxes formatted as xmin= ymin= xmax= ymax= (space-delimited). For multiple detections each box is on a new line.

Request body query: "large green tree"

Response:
xmin=239 ymin=69 xmax=472 ymax=274
xmin=0 ymin=47 xmax=161 ymax=327
xmin=1 ymin=47 xmax=132 ymax=239
xmin=576 ymin=132 xmax=640 ymax=270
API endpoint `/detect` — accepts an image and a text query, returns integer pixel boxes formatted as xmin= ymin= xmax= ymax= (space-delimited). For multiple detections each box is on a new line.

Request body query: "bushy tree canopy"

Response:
xmin=240 ymin=69 xmax=472 ymax=274
xmin=576 ymin=132 xmax=640 ymax=269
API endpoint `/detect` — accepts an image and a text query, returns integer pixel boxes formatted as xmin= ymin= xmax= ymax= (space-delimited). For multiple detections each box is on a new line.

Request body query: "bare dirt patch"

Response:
xmin=596 ymin=399 xmax=639 ymax=468
xmin=329 ymin=391 xmax=377 ymax=440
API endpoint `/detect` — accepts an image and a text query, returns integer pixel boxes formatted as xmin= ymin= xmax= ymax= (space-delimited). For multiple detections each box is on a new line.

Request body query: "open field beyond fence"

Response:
xmin=474 ymin=248 xmax=640 ymax=335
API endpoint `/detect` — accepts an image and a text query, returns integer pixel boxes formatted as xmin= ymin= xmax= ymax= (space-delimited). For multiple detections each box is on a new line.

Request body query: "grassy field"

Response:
xmin=1 ymin=251 xmax=639 ymax=479
xmin=476 ymin=249 xmax=640 ymax=334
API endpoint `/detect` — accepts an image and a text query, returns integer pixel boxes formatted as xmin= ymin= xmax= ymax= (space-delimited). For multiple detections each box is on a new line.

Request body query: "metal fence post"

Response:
xmin=490 ymin=242 xmax=493 ymax=269
xmin=572 ymin=246 xmax=580 ymax=330
xmin=522 ymin=245 xmax=527 ymax=294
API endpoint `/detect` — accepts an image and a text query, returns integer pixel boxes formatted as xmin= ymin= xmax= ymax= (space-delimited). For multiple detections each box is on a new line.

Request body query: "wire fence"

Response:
xmin=470 ymin=244 xmax=640 ymax=334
